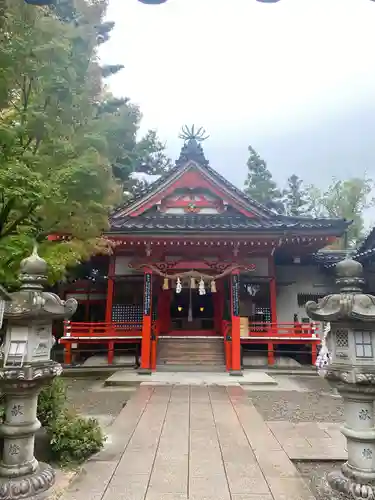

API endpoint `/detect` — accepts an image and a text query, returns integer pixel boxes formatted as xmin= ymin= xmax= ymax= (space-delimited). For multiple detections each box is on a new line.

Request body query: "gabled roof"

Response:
xmin=109 ymin=136 xmax=350 ymax=236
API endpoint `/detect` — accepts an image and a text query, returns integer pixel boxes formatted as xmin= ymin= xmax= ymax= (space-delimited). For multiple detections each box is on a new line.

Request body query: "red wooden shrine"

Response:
xmin=59 ymin=132 xmax=349 ymax=372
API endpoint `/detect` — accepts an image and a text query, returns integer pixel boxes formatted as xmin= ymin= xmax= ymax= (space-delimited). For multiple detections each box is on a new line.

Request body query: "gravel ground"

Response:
xmin=64 ymin=377 xmax=134 ymax=419
xmin=249 ymin=375 xmax=344 ymax=423
xmin=296 ymin=461 xmax=349 ymax=500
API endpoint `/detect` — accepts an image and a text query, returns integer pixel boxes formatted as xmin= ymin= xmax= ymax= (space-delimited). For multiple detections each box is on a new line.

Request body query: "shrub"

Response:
xmin=37 ymin=377 xmax=66 ymax=428
xmin=49 ymin=410 xmax=104 ymax=466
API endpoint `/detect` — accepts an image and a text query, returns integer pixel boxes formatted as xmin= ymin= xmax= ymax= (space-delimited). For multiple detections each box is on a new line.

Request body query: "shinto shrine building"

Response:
xmin=59 ymin=132 xmax=349 ymax=373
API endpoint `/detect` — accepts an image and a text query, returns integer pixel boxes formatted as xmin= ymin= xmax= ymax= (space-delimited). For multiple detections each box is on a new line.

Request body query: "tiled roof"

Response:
xmin=110 ymin=136 xmax=350 ymax=236
xmin=111 ymin=138 xmax=276 ymax=220
xmin=109 ymin=211 xmax=349 ymax=234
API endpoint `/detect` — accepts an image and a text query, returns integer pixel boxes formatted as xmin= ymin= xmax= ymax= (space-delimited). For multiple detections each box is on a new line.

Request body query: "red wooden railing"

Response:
xmin=246 ymin=322 xmax=319 ymax=338
xmin=60 ymin=321 xmax=143 ymax=365
xmin=221 ymin=320 xmax=320 ymax=367
xmin=60 ymin=320 xmax=320 ymax=367
xmin=62 ymin=320 xmax=142 ymax=339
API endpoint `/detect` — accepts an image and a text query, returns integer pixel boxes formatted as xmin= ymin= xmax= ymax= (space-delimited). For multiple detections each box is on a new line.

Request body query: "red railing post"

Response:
xmin=140 ymin=268 xmax=152 ymax=373
xmin=230 ymin=270 xmax=242 ymax=375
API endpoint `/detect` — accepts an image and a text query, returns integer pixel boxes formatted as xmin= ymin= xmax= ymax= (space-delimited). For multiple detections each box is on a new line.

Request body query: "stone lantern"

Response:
xmin=306 ymin=258 xmax=375 ymax=500
xmin=0 ymin=247 xmax=77 ymax=500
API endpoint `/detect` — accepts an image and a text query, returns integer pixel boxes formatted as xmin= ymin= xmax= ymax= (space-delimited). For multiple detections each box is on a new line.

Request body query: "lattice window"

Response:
xmin=336 ymin=329 xmax=349 ymax=348
xmin=354 ymin=331 xmax=373 ymax=359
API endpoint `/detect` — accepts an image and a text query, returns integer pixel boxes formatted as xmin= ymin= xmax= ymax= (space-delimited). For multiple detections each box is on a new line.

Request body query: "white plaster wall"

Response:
xmin=276 ymin=265 xmax=334 ymax=331
xmin=114 ymin=256 xmax=141 ymax=276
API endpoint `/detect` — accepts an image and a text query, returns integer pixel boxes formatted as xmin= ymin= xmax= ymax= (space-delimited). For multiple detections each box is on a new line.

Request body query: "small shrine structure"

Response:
xmin=59 ymin=127 xmax=350 ymax=372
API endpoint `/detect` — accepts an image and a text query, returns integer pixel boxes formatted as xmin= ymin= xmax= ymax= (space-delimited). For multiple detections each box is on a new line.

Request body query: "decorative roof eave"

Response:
xmin=111 ymin=160 xmax=275 ymax=221
xmin=104 ymin=234 xmax=335 ymax=248
xmin=357 ymin=225 xmax=375 ymax=254
xmin=106 ymin=224 xmax=348 ymax=236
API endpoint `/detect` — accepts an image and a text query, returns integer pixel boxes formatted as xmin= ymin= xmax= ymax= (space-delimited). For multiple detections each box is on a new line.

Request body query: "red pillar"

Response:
xmin=230 ymin=270 xmax=242 ymax=375
xmin=140 ymin=268 xmax=152 ymax=373
xmin=105 ymin=255 xmax=115 ymax=323
xmin=268 ymin=255 xmax=277 ymax=366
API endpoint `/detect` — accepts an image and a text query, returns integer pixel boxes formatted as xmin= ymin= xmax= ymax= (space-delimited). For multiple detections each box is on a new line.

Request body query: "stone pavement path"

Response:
xmin=61 ymin=385 xmax=315 ymax=500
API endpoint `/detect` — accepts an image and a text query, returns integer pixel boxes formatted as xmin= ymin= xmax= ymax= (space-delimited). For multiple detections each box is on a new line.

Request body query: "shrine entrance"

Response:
xmin=169 ymin=289 xmax=215 ymax=335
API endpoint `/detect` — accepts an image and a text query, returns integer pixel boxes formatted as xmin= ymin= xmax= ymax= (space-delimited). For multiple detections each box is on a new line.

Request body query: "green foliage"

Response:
xmin=306 ymin=175 xmax=375 ymax=248
xmin=241 ymin=145 xmax=372 ymax=247
xmin=0 ymin=0 xmax=171 ymax=286
xmin=40 ymin=378 xmax=104 ymax=466
xmin=0 ymin=377 xmax=104 ymax=466
xmin=49 ymin=410 xmax=104 ymax=466
xmin=282 ymin=174 xmax=308 ymax=216
xmin=243 ymin=146 xmax=282 ymax=211
xmin=37 ymin=377 xmax=66 ymax=428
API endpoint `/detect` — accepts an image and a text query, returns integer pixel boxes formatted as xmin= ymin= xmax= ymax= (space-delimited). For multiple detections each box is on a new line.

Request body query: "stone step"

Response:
xmin=156 ymin=364 xmax=226 ymax=372
xmin=157 ymin=338 xmax=225 ymax=368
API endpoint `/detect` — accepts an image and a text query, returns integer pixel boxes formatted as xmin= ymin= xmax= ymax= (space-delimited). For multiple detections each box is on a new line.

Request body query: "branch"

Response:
xmin=0 ymin=197 xmax=16 ymax=232
xmin=0 ymin=202 xmax=38 ymax=240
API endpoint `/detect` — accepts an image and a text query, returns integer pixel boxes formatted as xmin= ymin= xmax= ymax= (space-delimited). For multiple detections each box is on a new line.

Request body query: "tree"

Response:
xmin=307 ymin=176 xmax=375 ymax=248
xmin=243 ymin=146 xmax=282 ymax=211
xmin=282 ymin=174 xmax=308 ymax=216
xmin=0 ymin=0 xmax=170 ymax=287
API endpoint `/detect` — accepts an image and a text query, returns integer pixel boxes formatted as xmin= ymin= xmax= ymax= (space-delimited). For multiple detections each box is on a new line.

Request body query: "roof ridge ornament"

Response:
xmin=176 ymin=125 xmax=209 ymax=168
xmin=178 ymin=125 xmax=209 ymax=143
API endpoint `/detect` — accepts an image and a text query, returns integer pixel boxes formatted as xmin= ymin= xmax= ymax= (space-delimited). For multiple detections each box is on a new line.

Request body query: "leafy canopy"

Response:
xmin=242 ymin=145 xmax=373 ymax=247
xmin=0 ymin=0 xmax=170 ymax=287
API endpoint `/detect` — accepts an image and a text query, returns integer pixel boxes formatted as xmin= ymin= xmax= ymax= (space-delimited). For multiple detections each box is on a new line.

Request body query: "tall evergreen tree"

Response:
xmin=0 ymin=0 xmax=171 ymax=286
xmin=282 ymin=174 xmax=308 ymax=216
xmin=243 ymin=146 xmax=281 ymax=211
xmin=307 ymin=176 xmax=375 ymax=248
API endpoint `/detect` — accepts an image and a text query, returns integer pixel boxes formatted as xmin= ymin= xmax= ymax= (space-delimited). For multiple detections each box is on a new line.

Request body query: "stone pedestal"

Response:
xmin=0 ymin=362 xmax=62 ymax=499
xmin=0 ymin=247 xmax=77 ymax=499
xmin=305 ymin=258 xmax=375 ymax=500
xmin=326 ymin=381 xmax=375 ymax=499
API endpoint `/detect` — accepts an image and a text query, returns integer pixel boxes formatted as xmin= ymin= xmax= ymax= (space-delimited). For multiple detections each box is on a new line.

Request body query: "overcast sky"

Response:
xmin=100 ymin=0 xmax=375 ymax=203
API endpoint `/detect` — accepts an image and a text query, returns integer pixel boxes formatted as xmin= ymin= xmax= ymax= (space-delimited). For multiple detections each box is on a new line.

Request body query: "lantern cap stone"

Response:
xmin=305 ymin=257 xmax=375 ymax=322
xmin=20 ymin=245 xmax=48 ymax=278
xmin=335 ymin=257 xmax=364 ymax=292
xmin=336 ymin=258 xmax=363 ymax=279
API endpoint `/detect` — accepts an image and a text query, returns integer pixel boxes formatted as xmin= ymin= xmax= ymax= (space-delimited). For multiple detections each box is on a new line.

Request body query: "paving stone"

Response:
xmin=61 ymin=384 xmax=325 ymax=500
xmin=146 ymin=494 xmax=187 ymax=500
xmin=60 ymin=461 xmax=118 ymax=500
xmin=294 ymin=422 xmax=331 ymax=439
xmin=102 ymin=473 xmax=149 ymax=500
xmin=266 ymin=476 xmax=316 ymax=500
xmin=148 ymin=464 xmax=188 ymax=493
xmin=115 ymin=450 xmax=156 ymax=475
xmin=280 ymin=437 xmax=312 ymax=450
xmin=232 ymin=496 xmax=273 ymax=500
xmin=189 ymin=497 xmax=230 ymax=500
xmin=254 ymin=450 xmax=299 ymax=479
xmin=189 ymin=475 xmax=231 ymax=498
xmin=225 ymin=463 xmax=270 ymax=494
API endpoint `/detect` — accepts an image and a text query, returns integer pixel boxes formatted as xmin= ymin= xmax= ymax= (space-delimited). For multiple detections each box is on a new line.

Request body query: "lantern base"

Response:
xmin=327 ymin=467 xmax=375 ymax=499
xmin=0 ymin=462 xmax=55 ymax=500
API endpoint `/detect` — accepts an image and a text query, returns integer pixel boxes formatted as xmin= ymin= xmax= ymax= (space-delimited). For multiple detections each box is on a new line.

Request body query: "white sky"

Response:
xmin=100 ymin=0 xmax=375 ymax=206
